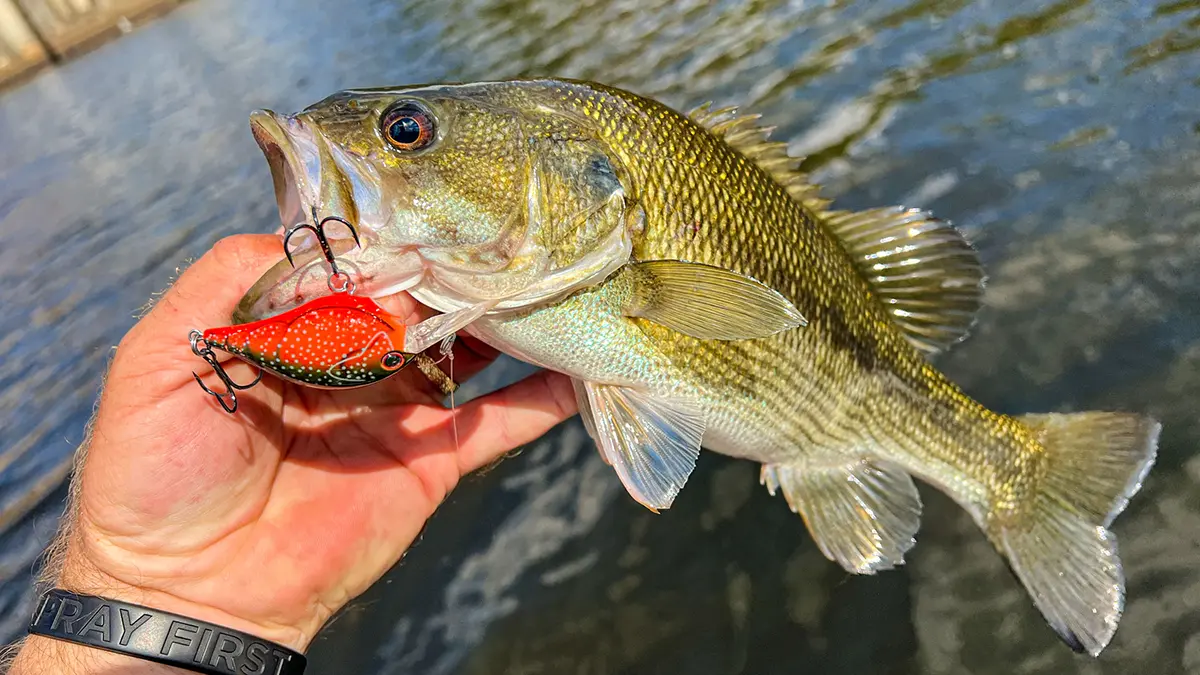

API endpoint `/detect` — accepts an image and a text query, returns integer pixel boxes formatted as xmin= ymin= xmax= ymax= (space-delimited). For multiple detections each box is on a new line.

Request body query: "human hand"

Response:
xmin=9 ymin=234 xmax=577 ymax=671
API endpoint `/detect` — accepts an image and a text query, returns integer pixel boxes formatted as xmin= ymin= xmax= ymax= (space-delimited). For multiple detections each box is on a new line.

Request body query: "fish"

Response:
xmin=201 ymin=292 xmax=415 ymax=388
xmin=233 ymin=79 xmax=1160 ymax=655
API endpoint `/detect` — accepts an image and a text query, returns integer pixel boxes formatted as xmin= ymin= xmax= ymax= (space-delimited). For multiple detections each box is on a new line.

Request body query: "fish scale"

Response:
xmin=550 ymin=82 xmax=923 ymax=465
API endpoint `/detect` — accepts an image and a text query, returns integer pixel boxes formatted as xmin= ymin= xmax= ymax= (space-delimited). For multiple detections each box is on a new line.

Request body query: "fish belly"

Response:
xmin=465 ymin=284 xmax=699 ymax=398
xmin=470 ymin=280 xmax=943 ymax=479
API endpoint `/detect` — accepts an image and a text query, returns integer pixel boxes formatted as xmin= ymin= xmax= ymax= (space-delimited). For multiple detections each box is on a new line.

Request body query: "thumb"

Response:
xmin=137 ymin=234 xmax=288 ymax=341
xmin=112 ymin=234 xmax=288 ymax=387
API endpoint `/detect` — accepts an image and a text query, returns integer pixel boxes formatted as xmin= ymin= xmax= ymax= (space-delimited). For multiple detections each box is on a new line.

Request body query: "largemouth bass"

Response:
xmin=235 ymin=79 xmax=1159 ymax=655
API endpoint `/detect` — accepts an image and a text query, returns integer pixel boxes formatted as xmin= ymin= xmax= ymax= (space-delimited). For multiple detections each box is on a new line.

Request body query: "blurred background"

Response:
xmin=1 ymin=0 xmax=1199 ymax=673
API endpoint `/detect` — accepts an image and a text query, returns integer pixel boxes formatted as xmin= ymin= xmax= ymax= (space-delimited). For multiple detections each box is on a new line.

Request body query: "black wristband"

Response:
xmin=28 ymin=589 xmax=306 ymax=675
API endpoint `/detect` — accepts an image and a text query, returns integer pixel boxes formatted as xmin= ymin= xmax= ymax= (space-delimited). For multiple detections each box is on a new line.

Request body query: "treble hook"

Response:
xmin=283 ymin=206 xmax=362 ymax=293
xmin=189 ymin=330 xmax=262 ymax=413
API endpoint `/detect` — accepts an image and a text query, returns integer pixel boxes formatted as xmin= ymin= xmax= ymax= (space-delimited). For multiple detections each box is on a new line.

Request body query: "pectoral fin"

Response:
xmin=621 ymin=260 xmax=806 ymax=341
xmin=761 ymin=458 xmax=922 ymax=573
xmin=573 ymin=379 xmax=706 ymax=511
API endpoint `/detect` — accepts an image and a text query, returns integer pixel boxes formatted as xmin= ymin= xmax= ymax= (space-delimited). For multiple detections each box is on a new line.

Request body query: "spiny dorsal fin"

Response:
xmin=688 ymin=102 xmax=830 ymax=211
xmin=822 ymin=206 xmax=986 ymax=355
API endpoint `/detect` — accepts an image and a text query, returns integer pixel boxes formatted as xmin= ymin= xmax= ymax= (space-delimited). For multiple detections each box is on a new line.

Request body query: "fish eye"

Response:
xmin=381 ymin=351 xmax=408 ymax=371
xmin=381 ymin=102 xmax=436 ymax=152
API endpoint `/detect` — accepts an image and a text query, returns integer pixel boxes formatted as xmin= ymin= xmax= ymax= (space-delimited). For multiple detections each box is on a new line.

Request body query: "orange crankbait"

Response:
xmin=189 ymin=293 xmax=415 ymax=411
xmin=188 ymin=210 xmax=423 ymax=412
xmin=199 ymin=293 xmax=413 ymax=386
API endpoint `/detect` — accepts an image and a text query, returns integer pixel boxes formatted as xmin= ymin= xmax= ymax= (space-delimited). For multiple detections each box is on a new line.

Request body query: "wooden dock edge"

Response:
xmin=1 ymin=0 xmax=182 ymax=90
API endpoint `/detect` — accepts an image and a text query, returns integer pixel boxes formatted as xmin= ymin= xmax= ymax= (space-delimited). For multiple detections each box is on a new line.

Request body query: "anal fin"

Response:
xmin=573 ymin=379 xmax=706 ymax=511
xmin=761 ymin=458 xmax=922 ymax=574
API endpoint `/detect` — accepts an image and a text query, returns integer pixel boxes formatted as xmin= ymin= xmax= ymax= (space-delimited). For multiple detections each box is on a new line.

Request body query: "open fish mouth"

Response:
xmin=249 ymin=112 xmax=302 ymax=230
xmin=249 ymin=111 xmax=307 ymax=233
xmin=235 ymin=111 xmax=424 ymax=323
xmin=249 ymin=109 xmax=369 ymax=240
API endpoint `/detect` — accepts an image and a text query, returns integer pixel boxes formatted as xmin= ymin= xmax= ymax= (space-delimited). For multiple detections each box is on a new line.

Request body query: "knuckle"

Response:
xmin=206 ymin=233 xmax=284 ymax=277
xmin=209 ymin=234 xmax=257 ymax=268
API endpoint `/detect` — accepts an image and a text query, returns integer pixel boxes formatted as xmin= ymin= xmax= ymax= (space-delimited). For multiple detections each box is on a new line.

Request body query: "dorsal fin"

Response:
xmin=688 ymin=102 xmax=830 ymax=211
xmin=823 ymin=206 xmax=986 ymax=355
xmin=688 ymin=103 xmax=985 ymax=355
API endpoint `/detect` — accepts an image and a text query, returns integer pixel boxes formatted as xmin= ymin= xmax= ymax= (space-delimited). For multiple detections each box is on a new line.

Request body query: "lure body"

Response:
xmin=201 ymin=293 xmax=413 ymax=389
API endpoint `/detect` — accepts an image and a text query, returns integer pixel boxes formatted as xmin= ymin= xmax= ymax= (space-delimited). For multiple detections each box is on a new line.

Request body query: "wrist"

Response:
xmin=17 ymin=588 xmax=308 ymax=675
xmin=51 ymin=556 xmax=313 ymax=654
xmin=64 ymin=567 xmax=306 ymax=649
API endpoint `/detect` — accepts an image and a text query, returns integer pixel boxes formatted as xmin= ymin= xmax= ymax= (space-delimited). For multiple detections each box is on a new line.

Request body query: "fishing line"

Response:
xmin=439 ymin=335 xmax=460 ymax=454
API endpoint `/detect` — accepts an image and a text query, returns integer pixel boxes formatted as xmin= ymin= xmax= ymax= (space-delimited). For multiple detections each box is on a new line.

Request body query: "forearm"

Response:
xmin=6 ymin=635 xmax=183 ymax=675
xmin=4 ymin=503 xmax=304 ymax=674
xmin=3 ymin=528 xmax=183 ymax=675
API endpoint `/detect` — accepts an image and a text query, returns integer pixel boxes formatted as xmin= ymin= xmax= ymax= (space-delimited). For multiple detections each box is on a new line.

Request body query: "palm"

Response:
xmin=66 ymin=235 xmax=574 ymax=649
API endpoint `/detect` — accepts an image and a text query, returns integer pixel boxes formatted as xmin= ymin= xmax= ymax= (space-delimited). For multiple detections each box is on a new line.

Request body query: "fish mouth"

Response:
xmin=250 ymin=110 xmax=365 ymax=233
xmin=249 ymin=110 xmax=309 ymax=232
xmin=235 ymin=111 xmax=425 ymax=323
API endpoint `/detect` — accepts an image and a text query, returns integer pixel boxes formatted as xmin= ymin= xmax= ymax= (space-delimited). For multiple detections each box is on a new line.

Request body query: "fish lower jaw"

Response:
xmin=357 ymin=269 xmax=424 ymax=298
xmin=407 ymin=284 xmax=494 ymax=315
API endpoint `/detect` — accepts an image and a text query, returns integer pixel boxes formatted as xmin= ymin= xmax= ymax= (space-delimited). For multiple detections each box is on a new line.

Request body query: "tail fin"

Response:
xmin=996 ymin=412 xmax=1159 ymax=656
